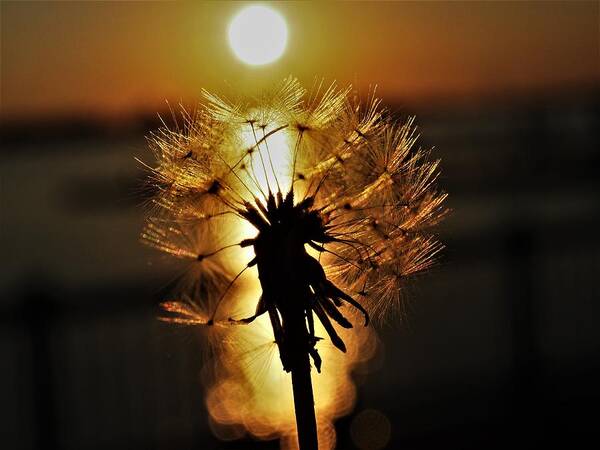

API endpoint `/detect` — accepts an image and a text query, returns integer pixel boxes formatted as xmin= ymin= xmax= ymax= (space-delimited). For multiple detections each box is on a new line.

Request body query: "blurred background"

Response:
xmin=1 ymin=1 xmax=599 ymax=449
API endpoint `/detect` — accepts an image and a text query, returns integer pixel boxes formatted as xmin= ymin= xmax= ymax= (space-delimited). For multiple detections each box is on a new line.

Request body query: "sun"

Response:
xmin=228 ymin=5 xmax=288 ymax=66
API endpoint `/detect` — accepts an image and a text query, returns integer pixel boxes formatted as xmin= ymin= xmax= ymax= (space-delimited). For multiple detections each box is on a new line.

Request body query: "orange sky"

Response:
xmin=1 ymin=1 xmax=598 ymax=120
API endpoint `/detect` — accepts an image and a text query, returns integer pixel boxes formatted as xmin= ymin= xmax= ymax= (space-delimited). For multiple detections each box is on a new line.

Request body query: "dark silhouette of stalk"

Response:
xmin=291 ymin=353 xmax=318 ymax=450
xmin=285 ymin=306 xmax=318 ymax=450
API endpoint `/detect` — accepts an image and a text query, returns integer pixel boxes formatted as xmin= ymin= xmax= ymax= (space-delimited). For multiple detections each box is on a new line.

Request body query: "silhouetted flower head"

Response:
xmin=140 ymin=77 xmax=446 ymax=449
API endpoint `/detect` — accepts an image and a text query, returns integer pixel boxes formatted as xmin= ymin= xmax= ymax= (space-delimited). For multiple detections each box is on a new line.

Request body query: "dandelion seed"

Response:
xmin=140 ymin=77 xmax=446 ymax=450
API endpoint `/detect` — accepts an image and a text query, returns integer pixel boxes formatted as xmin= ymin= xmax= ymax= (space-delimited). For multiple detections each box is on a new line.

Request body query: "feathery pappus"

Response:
xmin=140 ymin=77 xmax=446 ymax=450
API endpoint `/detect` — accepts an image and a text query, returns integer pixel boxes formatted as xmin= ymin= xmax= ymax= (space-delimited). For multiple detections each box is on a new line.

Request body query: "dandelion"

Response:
xmin=140 ymin=78 xmax=446 ymax=450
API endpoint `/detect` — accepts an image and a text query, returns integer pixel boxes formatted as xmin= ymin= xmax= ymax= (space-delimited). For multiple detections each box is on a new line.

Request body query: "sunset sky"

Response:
xmin=1 ymin=1 xmax=598 ymax=121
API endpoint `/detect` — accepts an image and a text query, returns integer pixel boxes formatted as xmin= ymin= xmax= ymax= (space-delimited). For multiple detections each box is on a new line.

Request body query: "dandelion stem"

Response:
xmin=291 ymin=353 xmax=318 ymax=450
xmin=284 ymin=307 xmax=318 ymax=450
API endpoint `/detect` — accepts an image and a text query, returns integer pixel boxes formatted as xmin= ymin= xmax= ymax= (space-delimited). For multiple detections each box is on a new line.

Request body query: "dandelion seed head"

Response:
xmin=141 ymin=78 xmax=446 ymax=446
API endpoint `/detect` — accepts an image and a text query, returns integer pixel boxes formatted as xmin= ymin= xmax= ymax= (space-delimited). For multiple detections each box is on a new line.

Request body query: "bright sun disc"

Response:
xmin=228 ymin=5 xmax=288 ymax=66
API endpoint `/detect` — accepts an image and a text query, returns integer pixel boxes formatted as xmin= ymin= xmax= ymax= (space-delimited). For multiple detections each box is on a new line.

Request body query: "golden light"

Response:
xmin=228 ymin=5 xmax=288 ymax=66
